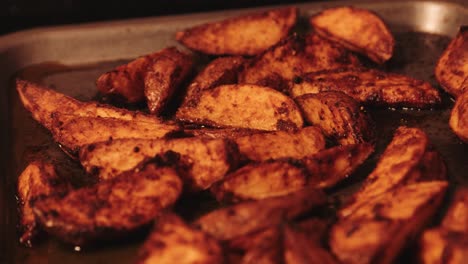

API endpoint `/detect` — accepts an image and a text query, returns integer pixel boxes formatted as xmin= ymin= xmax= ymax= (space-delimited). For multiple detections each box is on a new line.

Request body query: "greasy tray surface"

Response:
xmin=1 ymin=0 xmax=468 ymax=263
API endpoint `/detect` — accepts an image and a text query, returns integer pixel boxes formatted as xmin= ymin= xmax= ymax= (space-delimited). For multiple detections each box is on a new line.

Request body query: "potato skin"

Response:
xmin=310 ymin=6 xmax=394 ymax=64
xmin=17 ymin=161 xmax=72 ymax=246
xmin=32 ymin=164 xmax=182 ymax=246
xmin=239 ymin=33 xmax=360 ymax=93
xmin=176 ymin=7 xmax=297 ymax=56
xmin=449 ymin=91 xmax=468 ymax=143
xmin=176 ymin=84 xmax=304 ymax=131
xmin=435 ymin=26 xmax=468 ymax=98
xmin=295 ymin=91 xmax=375 ymax=145
xmin=136 ymin=213 xmax=223 ymax=264
xmin=291 ymin=67 xmax=441 ymax=109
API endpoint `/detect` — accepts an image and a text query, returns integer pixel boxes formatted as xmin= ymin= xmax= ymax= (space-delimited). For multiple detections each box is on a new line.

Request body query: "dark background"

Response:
xmin=0 ymin=0 xmax=316 ymax=35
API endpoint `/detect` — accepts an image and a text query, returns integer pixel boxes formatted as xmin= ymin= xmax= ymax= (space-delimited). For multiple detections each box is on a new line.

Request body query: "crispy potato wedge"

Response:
xmin=291 ymin=67 xmax=442 ymax=108
xmin=331 ymin=181 xmax=448 ymax=264
xmin=340 ymin=127 xmax=429 ymax=218
xmin=435 ymin=26 xmax=468 ymax=98
xmin=17 ymin=161 xmax=72 ymax=246
xmin=79 ymin=137 xmax=239 ymax=190
xmin=144 ymin=49 xmax=193 ymax=114
xmin=295 ymin=91 xmax=374 ymax=145
xmin=212 ymin=160 xmax=308 ymax=202
xmin=284 ymin=225 xmax=338 ymax=264
xmin=175 ymin=84 xmax=304 ymax=131
xmin=234 ymin=126 xmax=325 ymax=161
xmin=310 ymin=6 xmax=394 ymax=64
xmin=420 ymin=229 xmax=468 ymax=264
xmin=449 ymin=91 xmax=468 ymax=143
xmin=238 ymin=33 xmax=360 ymax=93
xmin=193 ymin=186 xmax=326 ymax=241
xmin=51 ymin=115 xmax=179 ymax=152
xmin=183 ymin=56 xmax=245 ymax=105
xmin=303 ymin=142 xmax=374 ymax=189
xmin=136 ymin=213 xmax=223 ymax=264
xmin=96 ymin=47 xmax=192 ymax=104
xmin=33 ymin=164 xmax=182 ymax=245
xmin=186 ymin=128 xmax=264 ymax=139
xmin=16 ymin=79 xmax=166 ymax=129
xmin=176 ymin=7 xmax=297 ymax=56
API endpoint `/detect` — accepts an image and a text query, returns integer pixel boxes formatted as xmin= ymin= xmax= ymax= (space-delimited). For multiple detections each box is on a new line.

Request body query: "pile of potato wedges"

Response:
xmin=15 ymin=5 xmax=468 ymax=264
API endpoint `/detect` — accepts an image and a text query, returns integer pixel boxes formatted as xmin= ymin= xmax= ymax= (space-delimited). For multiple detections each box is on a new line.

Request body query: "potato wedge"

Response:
xmin=331 ymin=181 xmax=448 ymax=264
xmin=79 ymin=137 xmax=239 ymax=190
xmin=33 ymin=164 xmax=182 ymax=245
xmin=144 ymin=49 xmax=193 ymax=114
xmin=193 ymin=186 xmax=326 ymax=241
xmin=175 ymin=84 xmax=304 ymax=131
xmin=96 ymin=47 xmax=192 ymax=103
xmin=340 ymin=127 xmax=429 ymax=218
xmin=420 ymin=229 xmax=468 ymax=264
xmin=291 ymin=67 xmax=442 ymax=109
xmin=234 ymin=126 xmax=325 ymax=161
xmin=136 ymin=213 xmax=223 ymax=264
xmin=186 ymin=128 xmax=264 ymax=139
xmin=435 ymin=26 xmax=468 ymax=98
xmin=16 ymin=79 xmax=167 ymax=129
xmin=295 ymin=91 xmax=374 ymax=145
xmin=175 ymin=7 xmax=297 ymax=56
xmin=449 ymin=91 xmax=468 ymax=143
xmin=238 ymin=33 xmax=360 ymax=93
xmin=303 ymin=142 xmax=374 ymax=189
xmin=17 ymin=161 xmax=72 ymax=246
xmin=310 ymin=6 xmax=394 ymax=64
xmin=212 ymin=160 xmax=308 ymax=202
xmin=183 ymin=56 xmax=245 ymax=105
xmin=51 ymin=115 xmax=179 ymax=152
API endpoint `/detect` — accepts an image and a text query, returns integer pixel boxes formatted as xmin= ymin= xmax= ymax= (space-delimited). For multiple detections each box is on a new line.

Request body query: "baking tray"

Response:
xmin=1 ymin=0 xmax=467 ymax=263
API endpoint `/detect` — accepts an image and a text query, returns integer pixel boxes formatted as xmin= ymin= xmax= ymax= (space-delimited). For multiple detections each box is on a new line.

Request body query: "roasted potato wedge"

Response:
xmin=435 ymin=26 xmax=468 ymax=98
xmin=449 ymin=91 xmax=468 ymax=143
xmin=310 ymin=6 xmax=394 ymax=64
xmin=303 ymin=142 xmax=374 ymax=189
xmin=32 ymin=163 xmax=182 ymax=245
xmin=291 ymin=67 xmax=442 ymax=109
xmin=175 ymin=84 xmax=304 ymax=131
xmin=144 ymin=49 xmax=193 ymax=114
xmin=340 ymin=127 xmax=429 ymax=218
xmin=16 ymin=79 xmax=167 ymax=129
xmin=183 ymin=56 xmax=245 ymax=105
xmin=17 ymin=161 xmax=72 ymax=246
xmin=284 ymin=225 xmax=338 ymax=264
xmin=96 ymin=47 xmax=192 ymax=104
xmin=420 ymin=229 xmax=468 ymax=264
xmin=186 ymin=128 xmax=264 ymax=139
xmin=176 ymin=7 xmax=297 ymax=56
xmin=51 ymin=115 xmax=179 ymax=152
xmin=234 ymin=126 xmax=325 ymax=161
xmin=193 ymin=186 xmax=326 ymax=241
xmin=295 ymin=91 xmax=374 ymax=145
xmin=212 ymin=160 xmax=308 ymax=202
xmin=136 ymin=213 xmax=223 ymax=264
xmin=79 ymin=137 xmax=239 ymax=190
xmin=238 ymin=33 xmax=360 ymax=93
xmin=331 ymin=181 xmax=448 ymax=264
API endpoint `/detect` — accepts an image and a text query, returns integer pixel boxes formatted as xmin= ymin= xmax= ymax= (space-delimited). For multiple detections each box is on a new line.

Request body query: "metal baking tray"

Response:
xmin=1 ymin=0 xmax=467 ymax=263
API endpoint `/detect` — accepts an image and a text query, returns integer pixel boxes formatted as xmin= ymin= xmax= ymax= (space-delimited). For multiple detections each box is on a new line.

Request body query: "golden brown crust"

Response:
xmin=17 ymin=161 xmax=72 ymax=246
xmin=435 ymin=26 xmax=468 ymax=98
xmin=175 ymin=84 xmax=304 ymax=131
xmin=176 ymin=7 xmax=297 ymax=56
xmin=144 ymin=49 xmax=193 ymax=114
xmin=79 ymin=137 xmax=240 ymax=190
xmin=449 ymin=91 xmax=468 ymax=143
xmin=310 ymin=6 xmax=394 ymax=64
xmin=33 ymin=164 xmax=182 ymax=245
xmin=238 ymin=33 xmax=360 ymax=93
xmin=291 ymin=67 xmax=441 ymax=109
xmin=136 ymin=213 xmax=223 ymax=264
xmin=295 ymin=91 xmax=375 ymax=145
